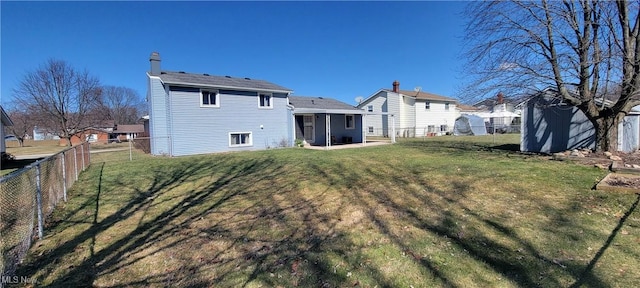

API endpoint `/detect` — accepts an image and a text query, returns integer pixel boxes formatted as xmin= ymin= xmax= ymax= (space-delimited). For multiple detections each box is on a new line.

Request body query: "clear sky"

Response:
xmin=1 ymin=1 xmax=469 ymax=109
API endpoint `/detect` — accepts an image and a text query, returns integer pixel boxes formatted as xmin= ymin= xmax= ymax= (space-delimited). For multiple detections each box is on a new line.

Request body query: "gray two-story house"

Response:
xmin=147 ymin=52 xmax=293 ymax=156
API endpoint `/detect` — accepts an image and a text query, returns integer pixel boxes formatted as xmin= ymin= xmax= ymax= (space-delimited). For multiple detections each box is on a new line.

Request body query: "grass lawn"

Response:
xmin=5 ymin=140 xmax=67 ymax=156
xmin=13 ymin=135 xmax=640 ymax=287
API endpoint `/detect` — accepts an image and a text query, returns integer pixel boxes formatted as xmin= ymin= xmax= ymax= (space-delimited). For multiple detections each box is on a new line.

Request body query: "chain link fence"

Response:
xmin=0 ymin=142 xmax=90 ymax=285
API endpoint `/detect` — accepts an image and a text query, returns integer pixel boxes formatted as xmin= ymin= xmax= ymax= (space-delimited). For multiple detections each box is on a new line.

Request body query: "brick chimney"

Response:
xmin=392 ymin=80 xmax=400 ymax=93
xmin=149 ymin=52 xmax=161 ymax=76
xmin=497 ymin=92 xmax=504 ymax=104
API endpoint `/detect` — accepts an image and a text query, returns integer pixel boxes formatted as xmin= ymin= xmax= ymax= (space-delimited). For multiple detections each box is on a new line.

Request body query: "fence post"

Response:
xmin=86 ymin=142 xmax=91 ymax=165
xmin=493 ymin=125 xmax=496 ymax=144
xmin=129 ymin=139 xmax=133 ymax=161
xmin=81 ymin=143 xmax=85 ymax=170
xmin=73 ymin=146 xmax=78 ymax=181
xmin=61 ymin=151 xmax=67 ymax=202
xmin=35 ymin=163 xmax=44 ymax=239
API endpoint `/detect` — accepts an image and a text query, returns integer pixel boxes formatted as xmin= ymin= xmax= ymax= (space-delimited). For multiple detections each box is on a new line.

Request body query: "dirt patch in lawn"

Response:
xmin=596 ymin=173 xmax=640 ymax=193
xmin=604 ymin=174 xmax=640 ymax=188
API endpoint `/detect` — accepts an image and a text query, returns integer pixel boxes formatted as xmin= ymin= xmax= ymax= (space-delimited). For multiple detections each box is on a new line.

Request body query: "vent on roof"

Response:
xmin=244 ymin=77 xmax=251 ymax=80
xmin=318 ymin=97 xmax=323 ymax=99
xmin=203 ymin=73 xmax=209 ymax=76
xmin=225 ymin=75 xmax=231 ymax=78
xmin=178 ymin=71 xmax=185 ymax=74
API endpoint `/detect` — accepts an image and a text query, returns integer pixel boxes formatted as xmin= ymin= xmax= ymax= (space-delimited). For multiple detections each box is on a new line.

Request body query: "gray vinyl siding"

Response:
xmin=332 ymin=114 xmax=362 ymax=143
xmin=148 ymin=76 xmax=171 ymax=155
xmin=312 ymin=114 xmax=362 ymax=144
xmin=619 ymin=116 xmax=640 ymax=152
xmin=521 ymin=97 xmax=640 ymax=153
xmin=520 ymin=101 xmax=595 ymax=153
xmin=1 ymin=123 xmax=5 ymax=153
xmin=167 ymin=88 xmax=290 ymax=156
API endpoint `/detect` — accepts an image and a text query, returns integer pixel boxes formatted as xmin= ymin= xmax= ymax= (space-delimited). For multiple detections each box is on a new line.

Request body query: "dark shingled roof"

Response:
xmin=289 ymin=96 xmax=360 ymax=110
xmin=158 ymin=71 xmax=292 ymax=92
xmin=114 ymin=124 xmax=145 ymax=133
xmin=384 ymin=89 xmax=458 ymax=103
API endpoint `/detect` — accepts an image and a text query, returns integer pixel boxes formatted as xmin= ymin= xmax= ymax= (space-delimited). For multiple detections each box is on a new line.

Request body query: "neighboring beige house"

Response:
xmin=1 ymin=106 xmax=14 ymax=154
xmin=357 ymin=81 xmax=458 ymax=137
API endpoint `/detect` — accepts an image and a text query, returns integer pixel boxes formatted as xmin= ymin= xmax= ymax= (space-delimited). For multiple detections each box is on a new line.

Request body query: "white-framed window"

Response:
xmin=368 ymin=126 xmax=374 ymax=133
xmin=201 ymin=90 xmax=219 ymax=107
xmin=229 ymin=132 xmax=252 ymax=147
xmin=428 ymin=125 xmax=436 ymax=133
xmin=367 ymin=105 xmax=373 ymax=112
xmin=259 ymin=93 xmax=272 ymax=108
xmin=445 ymin=102 xmax=450 ymax=110
xmin=425 ymin=101 xmax=431 ymax=110
xmin=345 ymin=115 xmax=355 ymax=129
xmin=440 ymin=125 xmax=448 ymax=132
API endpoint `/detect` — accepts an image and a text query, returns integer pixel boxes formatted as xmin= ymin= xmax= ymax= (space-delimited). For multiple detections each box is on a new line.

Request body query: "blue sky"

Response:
xmin=1 ymin=1 xmax=469 ymax=109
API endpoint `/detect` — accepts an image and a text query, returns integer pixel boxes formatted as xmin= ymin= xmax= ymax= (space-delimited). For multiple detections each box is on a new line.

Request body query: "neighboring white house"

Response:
xmin=1 ymin=106 xmax=14 ymax=154
xmin=468 ymin=93 xmax=523 ymax=133
xmin=356 ymin=81 xmax=458 ymax=137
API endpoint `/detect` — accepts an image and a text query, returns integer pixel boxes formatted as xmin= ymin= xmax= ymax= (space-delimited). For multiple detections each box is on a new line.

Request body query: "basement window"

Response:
xmin=229 ymin=132 xmax=252 ymax=147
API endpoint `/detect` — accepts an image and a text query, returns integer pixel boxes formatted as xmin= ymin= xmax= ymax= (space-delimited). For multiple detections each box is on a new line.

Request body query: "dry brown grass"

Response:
xmin=11 ymin=137 xmax=640 ymax=287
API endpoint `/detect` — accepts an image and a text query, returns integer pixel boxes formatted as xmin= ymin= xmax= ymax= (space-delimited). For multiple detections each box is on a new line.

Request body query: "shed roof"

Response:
xmin=158 ymin=71 xmax=292 ymax=93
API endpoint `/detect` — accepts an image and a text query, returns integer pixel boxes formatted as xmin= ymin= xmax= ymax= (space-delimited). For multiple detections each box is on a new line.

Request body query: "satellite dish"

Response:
xmin=355 ymin=96 xmax=364 ymax=104
xmin=414 ymin=86 xmax=422 ymax=92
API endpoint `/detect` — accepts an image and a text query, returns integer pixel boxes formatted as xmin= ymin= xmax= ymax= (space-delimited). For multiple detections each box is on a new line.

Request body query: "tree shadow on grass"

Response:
xmin=14 ymin=149 xmax=638 ymax=287
xmin=16 ymin=154 xmax=371 ymax=287
xmin=569 ymin=193 xmax=640 ymax=288
xmin=304 ymin=156 xmax=619 ymax=287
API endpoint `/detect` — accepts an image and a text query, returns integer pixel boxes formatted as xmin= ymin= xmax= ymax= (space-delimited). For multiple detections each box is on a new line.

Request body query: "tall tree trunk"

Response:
xmin=594 ymin=114 xmax=623 ymax=152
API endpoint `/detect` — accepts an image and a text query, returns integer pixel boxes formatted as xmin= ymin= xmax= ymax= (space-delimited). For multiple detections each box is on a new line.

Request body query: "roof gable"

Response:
xmin=157 ymin=71 xmax=292 ymax=93
xmin=356 ymin=89 xmax=388 ymax=108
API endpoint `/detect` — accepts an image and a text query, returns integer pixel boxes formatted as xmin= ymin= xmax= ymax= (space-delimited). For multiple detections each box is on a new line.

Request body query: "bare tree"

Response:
xmin=13 ymin=59 xmax=101 ymax=146
xmin=6 ymin=109 xmax=34 ymax=147
xmin=462 ymin=0 xmax=640 ymax=152
xmin=97 ymin=86 xmax=145 ymax=125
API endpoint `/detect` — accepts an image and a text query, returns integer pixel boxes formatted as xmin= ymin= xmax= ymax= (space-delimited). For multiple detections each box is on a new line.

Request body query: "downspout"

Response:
xmin=287 ymin=102 xmax=295 ymax=147
xmin=166 ymin=86 xmax=173 ymax=157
